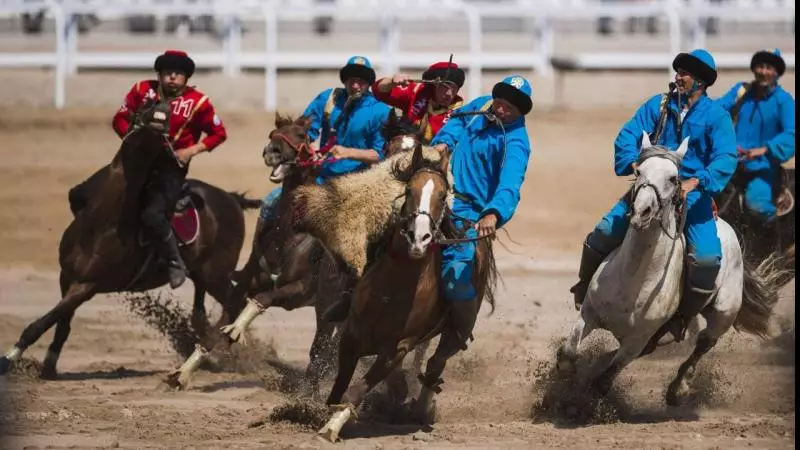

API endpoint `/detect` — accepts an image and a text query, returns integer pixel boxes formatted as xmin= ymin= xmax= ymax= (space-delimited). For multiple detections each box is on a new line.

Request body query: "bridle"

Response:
xmin=267 ymin=129 xmax=327 ymax=168
xmin=397 ymin=168 xmax=450 ymax=246
xmin=629 ymin=151 xmax=687 ymax=240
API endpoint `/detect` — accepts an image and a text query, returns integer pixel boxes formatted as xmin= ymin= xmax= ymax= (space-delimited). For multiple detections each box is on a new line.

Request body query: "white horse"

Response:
xmin=556 ymin=133 xmax=781 ymax=405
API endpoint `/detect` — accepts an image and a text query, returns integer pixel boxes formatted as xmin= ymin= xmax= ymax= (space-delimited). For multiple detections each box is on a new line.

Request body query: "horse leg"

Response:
xmin=556 ymin=303 xmax=598 ymax=377
xmin=190 ymin=279 xmax=212 ymax=346
xmin=304 ymin=317 xmax=338 ymax=400
xmin=592 ymin=334 xmax=651 ymax=397
xmin=411 ymin=333 xmax=458 ymax=425
xmin=318 ymin=332 xmax=361 ymax=443
xmin=665 ymin=304 xmax=734 ymax=406
xmin=320 ymin=342 xmax=410 ymax=443
xmin=0 ymin=282 xmax=94 ymax=376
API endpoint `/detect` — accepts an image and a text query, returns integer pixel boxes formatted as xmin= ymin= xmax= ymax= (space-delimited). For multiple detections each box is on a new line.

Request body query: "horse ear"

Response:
xmin=641 ymin=131 xmax=653 ymax=150
xmin=275 ymin=112 xmax=292 ymax=129
xmin=674 ymin=137 xmax=690 ymax=159
xmin=296 ymin=114 xmax=313 ymax=131
xmin=410 ymin=141 xmax=423 ymax=172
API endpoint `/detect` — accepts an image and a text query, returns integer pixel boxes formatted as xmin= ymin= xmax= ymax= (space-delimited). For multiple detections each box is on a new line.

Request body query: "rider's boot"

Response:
xmin=449 ymin=298 xmax=478 ymax=352
xmin=569 ymin=235 xmax=607 ymax=310
xmin=156 ymin=231 xmax=188 ymax=289
xmin=665 ymin=259 xmax=719 ymax=342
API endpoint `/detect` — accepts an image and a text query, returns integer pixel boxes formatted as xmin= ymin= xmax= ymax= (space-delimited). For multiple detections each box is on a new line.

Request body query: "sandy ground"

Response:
xmin=0 ymin=70 xmax=795 ymax=449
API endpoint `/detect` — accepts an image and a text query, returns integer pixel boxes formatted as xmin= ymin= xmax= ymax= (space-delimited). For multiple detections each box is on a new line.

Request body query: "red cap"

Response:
xmin=164 ymin=50 xmax=189 ymax=57
xmin=427 ymin=61 xmax=459 ymax=71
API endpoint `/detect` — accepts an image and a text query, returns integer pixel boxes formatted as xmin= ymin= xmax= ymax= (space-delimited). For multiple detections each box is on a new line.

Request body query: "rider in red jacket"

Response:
xmin=372 ymin=61 xmax=465 ymax=143
xmin=70 ymin=50 xmax=227 ymax=289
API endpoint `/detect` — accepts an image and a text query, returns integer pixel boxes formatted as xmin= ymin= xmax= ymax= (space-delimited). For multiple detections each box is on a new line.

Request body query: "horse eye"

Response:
xmin=633 ymin=169 xmax=640 ymax=177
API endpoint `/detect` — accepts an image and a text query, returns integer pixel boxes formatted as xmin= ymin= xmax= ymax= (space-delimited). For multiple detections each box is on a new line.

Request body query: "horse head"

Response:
xmin=630 ymin=132 xmax=688 ymax=231
xmin=262 ymin=113 xmax=314 ymax=183
xmin=382 ymin=110 xmax=424 ymax=158
xmin=394 ymin=143 xmax=451 ymax=259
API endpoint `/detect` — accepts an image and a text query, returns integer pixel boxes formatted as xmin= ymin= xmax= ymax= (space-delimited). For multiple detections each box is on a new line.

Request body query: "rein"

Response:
xmin=392 ymin=167 xmax=495 ymax=246
xmin=268 ymin=130 xmax=328 ymax=168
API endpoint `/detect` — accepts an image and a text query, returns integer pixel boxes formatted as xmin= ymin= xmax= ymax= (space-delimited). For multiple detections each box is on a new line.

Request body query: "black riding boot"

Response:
xmin=569 ymin=237 xmax=608 ymax=310
xmin=156 ymin=231 xmax=188 ymax=289
xmin=449 ymin=299 xmax=478 ymax=351
xmin=663 ymin=260 xmax=719 ymax=342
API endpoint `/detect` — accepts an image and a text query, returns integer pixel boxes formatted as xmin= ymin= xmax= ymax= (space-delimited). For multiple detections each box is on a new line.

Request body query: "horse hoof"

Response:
xmin=0 ymin=356 xmax=12 ymax=375
xmin=665 ymin=379 xmax=686 ymax=407
xmin=39 ymin=367 xmax=58 ymax=380
xmin=410 ymin=398 xmax=437 ymax=425
xmin=156 ymin=380 xmax=181 ymax=393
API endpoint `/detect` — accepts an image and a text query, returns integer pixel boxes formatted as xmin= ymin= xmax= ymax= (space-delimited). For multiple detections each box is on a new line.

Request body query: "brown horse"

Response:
xmin=316 ymin=143 xmax=498 ymax=442
xmin=163 ymin=114 xmax=346 ymax=393
xmin=0 ymin=100 xmax=260 ymax=379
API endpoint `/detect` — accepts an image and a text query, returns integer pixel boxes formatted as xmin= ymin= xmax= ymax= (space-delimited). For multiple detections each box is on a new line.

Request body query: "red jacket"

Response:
xmin=372 ymin=80 xmax=463 ymax=143
xmin=112 ymin=80 xmax=227 ymax=152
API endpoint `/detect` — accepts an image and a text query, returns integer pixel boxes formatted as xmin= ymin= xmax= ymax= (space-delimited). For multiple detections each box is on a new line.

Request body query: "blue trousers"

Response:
xmin=259 ymin=186 xmax=283 ymax=221
xmin=588 ymin=190 xmax=721 ymax=291
xmin=743 ymin=168 xmax=778 ymax=222
xmin=441 ymin=221 xmax=478 ymax=302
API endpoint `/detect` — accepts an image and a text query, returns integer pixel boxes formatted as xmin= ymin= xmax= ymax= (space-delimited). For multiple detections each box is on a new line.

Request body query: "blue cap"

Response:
xmin=340 ymin=55 xmax=376 ymax=85
xmin=492 ymin=75 xmax=533 ymax=115
xmin=673 ymin=49 xmax=717 ymax=86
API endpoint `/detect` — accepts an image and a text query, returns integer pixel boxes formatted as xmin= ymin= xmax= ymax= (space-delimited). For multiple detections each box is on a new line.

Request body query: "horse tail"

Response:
xmin=734 ymin=252 xmax=789 ymax=339
xmin=482 ymin=239 xmax=500 ymax=315
xmin=228 ymin=191 xmax=263 ymax=211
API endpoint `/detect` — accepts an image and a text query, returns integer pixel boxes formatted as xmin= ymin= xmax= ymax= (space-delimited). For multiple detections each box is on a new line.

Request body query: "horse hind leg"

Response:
xmin=0 ymin=281 xmax=94 ymax=377
xmin=665 ymin=303 xmax=734 ymax=406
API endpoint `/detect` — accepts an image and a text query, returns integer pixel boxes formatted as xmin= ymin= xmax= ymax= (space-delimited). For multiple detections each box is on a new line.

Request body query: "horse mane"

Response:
xmin=389 ymin=146 xmax=446 ymax=184
xmin=638 ymin=145 xmax=682 ymax=167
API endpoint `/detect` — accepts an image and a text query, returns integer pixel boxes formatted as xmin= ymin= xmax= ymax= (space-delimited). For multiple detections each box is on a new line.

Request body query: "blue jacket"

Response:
xmin=614 ymin=93 xmax=737 ymax=196
xmin=430 ymin=95 xmax=532 ymax=228
xmin=303 ymin=88 xmax=391 ymax=181
xmin=716 ymin=83 xmax=795 ymax=172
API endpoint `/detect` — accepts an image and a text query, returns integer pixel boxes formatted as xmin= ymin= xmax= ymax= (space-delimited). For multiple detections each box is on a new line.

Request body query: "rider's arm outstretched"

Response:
xmin=482 ymin=135 xmax=531 ymax=229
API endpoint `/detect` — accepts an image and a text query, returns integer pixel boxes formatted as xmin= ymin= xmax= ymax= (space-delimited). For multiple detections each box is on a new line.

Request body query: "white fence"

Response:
xmin=0 ymin=0 xmax=795 ymax=110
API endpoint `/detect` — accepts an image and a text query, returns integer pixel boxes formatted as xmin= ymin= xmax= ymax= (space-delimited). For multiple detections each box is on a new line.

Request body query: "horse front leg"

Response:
xmin=0 ymin=281 xmax=95 ymax=377
xmin=162 ymin=279 xmax=310 ymax=390
xmin=592 ymin=333 xmax=651 ymax=397
xmin=319 ymin=342 xmax=410 ymax=443
xmin=556 ymin=303 xmax=598 ymax=377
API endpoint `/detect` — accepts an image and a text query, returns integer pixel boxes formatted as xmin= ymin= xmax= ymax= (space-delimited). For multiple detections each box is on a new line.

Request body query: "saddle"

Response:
xmin=138 ymin=183 xmax=201 ymax=247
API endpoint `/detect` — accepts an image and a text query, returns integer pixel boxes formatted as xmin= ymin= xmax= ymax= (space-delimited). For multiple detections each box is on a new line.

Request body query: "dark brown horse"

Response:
xmin=316 ymin=143 xmax=498 ymax=442
xmin=0 ymin=100 xmax=260 ymax=379
xmin=163 ymin=114 xmax=346 ymax=393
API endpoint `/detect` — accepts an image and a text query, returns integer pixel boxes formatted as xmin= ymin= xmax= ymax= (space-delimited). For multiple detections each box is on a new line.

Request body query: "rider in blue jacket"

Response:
xmin=716 ymin=48 xmax=795 ymax=222
xmin=429 ymin=75 xmax=533 ymax=352
xmin=570 ymin=49 xmax=738 ymax=344
xmin=257 ymin=56 xmax=391 ymax=233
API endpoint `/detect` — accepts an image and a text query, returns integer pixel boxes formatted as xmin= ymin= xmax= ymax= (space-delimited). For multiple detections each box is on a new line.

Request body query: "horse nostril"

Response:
xmin=641 ymin=206 xmax=651 ymax=216
xmin=422 ymin=233 xmax=431 ymax=242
